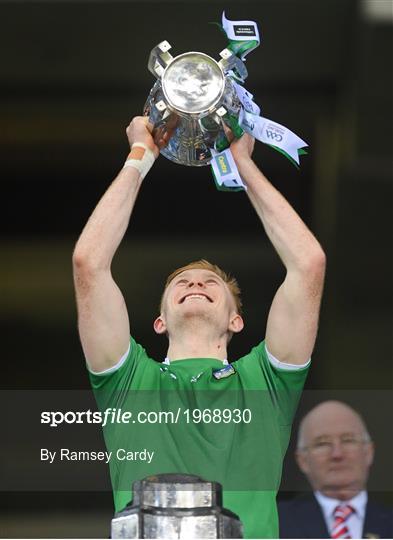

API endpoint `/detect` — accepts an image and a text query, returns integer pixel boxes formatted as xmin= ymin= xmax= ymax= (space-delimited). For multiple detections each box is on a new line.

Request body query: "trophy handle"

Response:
xmin=148 ymin=41 xmax=173 ymax=79
xmin=144 ymin=99 xmax=178 ymax=149
xmin=152 ymin=113 xmax=179 ymax=149
xmin=218 ymin=48 xmax=248 ymax=81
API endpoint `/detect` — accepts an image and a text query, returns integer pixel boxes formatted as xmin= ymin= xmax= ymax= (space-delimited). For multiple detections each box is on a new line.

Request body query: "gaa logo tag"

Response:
xmin=265 ymin=124 xmax=284 ymax=143
xmin=216 ymin=153 xmax=231 ymax=175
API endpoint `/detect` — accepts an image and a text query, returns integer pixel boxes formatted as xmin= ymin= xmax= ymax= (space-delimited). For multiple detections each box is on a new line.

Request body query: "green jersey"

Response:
xmin=89 ymin=338 xmax=309 ymax=538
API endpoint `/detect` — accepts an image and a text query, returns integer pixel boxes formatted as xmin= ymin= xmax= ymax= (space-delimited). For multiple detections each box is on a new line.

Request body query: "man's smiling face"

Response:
xmin=154 ymin=268 xmax=242 ymax=339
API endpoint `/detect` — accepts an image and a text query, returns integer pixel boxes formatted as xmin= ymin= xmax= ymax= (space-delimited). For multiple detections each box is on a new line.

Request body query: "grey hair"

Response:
xmin=296 ymin=400 xmax=372 ymax=450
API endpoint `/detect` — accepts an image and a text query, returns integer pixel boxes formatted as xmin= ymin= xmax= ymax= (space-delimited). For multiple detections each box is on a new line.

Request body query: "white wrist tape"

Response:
xmin=123 ymin=143 xmax=155 ymax=179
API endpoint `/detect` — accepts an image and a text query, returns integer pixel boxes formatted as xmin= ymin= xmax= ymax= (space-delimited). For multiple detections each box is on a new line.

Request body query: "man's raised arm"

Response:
xmin=231 ymin=134 xmax=326 ymax=365
xmin=72 ymin=117 xmax=159 ymax=373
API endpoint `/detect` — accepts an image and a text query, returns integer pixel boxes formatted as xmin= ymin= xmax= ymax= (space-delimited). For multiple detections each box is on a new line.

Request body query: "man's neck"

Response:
xmin=166 ymin=328 xmax=228 ymax=361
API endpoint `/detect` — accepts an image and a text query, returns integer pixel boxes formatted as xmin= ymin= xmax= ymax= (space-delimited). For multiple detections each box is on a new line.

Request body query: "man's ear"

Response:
xmin=229 ymin=313 xmax=244 ymax=334
xmin=365 ymin=441 xmax=375 ymax=468
xmin=295 ymin=450 xmax=309 ymax=475
xmin=153 ymin=315 xmax=167 ymax=335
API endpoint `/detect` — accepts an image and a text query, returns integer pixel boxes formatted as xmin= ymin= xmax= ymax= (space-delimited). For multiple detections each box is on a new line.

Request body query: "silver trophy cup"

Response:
xmin=143 ymin=41 xmax=247 ymax=166
xmin=111 ymin=473 xmax=243 ymax=539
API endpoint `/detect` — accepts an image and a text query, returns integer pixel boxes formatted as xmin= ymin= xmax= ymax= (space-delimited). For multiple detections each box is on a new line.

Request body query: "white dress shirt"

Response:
xmin=315 ymin=490 xmax=367 ymax=539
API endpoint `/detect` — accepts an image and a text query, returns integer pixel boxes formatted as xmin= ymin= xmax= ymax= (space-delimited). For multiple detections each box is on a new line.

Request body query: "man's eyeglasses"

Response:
xmin=301 ymin=435 xmax=369 ymax=456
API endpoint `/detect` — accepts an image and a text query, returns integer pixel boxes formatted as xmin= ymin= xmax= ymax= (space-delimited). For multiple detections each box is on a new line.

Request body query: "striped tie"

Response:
xmin=331 ymin=504 xmax=355 ymax=539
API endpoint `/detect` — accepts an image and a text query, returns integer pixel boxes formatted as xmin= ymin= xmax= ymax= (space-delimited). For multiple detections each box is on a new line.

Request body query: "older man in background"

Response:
xmin=278 ymin=400 xmax=393 ymax=538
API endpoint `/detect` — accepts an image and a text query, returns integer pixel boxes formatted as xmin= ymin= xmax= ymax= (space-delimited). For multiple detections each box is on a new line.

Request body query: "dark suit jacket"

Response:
xmin=278 ymin=493 xmax=393 ymax=538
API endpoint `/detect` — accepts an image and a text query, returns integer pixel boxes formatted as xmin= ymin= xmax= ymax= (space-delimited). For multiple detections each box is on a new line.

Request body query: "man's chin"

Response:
xmin=321 ymin=477 xmax=360 ymax=497
xmin=182 ymin=308 xmax=213 ymax=320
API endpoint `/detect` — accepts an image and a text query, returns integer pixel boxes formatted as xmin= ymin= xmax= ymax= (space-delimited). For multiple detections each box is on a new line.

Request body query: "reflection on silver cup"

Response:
xmin=144 ymin=41 xmax=246 ymax=167
xmin=163 ymin=53 xmax=224 ymax=114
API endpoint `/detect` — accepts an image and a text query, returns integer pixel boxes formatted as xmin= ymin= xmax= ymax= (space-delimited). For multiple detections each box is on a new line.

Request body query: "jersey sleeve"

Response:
xmin=87 ymin=336 xmax=150 ymax=411
xmin=235 ymin=340 xmax=310 ymax=428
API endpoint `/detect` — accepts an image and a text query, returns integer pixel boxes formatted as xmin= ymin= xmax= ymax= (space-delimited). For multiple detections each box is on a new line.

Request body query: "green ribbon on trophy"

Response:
xmin=211 ymin=12 xmax=308 ymax=191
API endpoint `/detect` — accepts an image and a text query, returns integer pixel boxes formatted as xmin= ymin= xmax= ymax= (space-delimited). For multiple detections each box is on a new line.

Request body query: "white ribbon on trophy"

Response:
xmin=231 ymin=80 xmax=261 ymax=116
xmin=213 ymin=12 xmax=308 ymax=188
xmin=239 ymin=109 xmax=308 ymax=165
xmin=210 ymin=148 xmax=247 ymax=191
